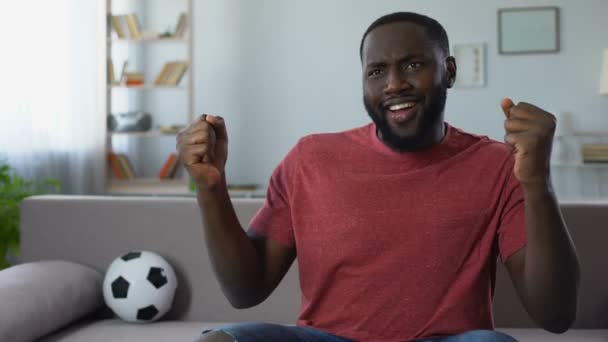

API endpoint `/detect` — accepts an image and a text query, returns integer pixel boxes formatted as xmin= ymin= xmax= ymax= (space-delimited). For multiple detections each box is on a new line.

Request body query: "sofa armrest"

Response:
xmin=0 ymin=260 xmax=104 ymax=342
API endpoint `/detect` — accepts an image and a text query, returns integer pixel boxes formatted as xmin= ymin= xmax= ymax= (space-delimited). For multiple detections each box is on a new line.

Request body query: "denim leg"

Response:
xmin=435 ymin=330 xmax=518 ymax=342
xmin=201 ymin=323 xmax=353 ymax=342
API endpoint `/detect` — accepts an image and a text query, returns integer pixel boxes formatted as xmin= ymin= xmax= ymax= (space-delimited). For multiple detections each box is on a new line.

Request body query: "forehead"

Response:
xmin=362 ymin=22 xmax=437 ymax=64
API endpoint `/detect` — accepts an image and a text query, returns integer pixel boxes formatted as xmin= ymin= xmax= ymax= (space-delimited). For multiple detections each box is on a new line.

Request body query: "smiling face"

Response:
xmin=362 ymin=22 xmax=456 ymax=151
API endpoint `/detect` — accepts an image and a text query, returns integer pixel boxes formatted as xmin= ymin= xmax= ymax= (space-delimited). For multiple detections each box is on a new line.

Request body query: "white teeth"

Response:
xmin=389 ymin=102 xmax=416 ymax=111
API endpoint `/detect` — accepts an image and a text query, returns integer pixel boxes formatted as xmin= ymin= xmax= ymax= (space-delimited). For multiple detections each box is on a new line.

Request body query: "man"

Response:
xmin=178 ymin=12 xmax=580 ymax=342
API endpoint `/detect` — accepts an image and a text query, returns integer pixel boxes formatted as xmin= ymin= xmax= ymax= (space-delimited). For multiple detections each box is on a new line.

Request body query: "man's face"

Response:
xmin=362 ymin=22 xmax=455 ymax=151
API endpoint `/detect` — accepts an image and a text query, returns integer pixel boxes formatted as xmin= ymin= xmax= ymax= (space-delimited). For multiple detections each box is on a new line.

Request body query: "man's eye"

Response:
xmin=405 ymin=62 xmax=422 ymax=70
xmin=368 ymin=69 xmax=383 ymax=77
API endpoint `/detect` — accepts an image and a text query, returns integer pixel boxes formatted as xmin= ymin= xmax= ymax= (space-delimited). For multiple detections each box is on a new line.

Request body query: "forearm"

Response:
xmin=522 ymin=182 xmax=580 ymax=331
xmin=197 ymin=177 xmax=265 ymax=308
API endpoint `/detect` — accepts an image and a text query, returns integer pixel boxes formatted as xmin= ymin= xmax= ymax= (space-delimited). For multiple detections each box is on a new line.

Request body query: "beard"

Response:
xmin=364 ymin=84 xmax=447 ymax=152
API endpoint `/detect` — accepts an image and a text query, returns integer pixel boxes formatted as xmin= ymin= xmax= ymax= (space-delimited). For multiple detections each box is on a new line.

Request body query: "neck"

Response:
xmin=377 ymin=122 xmax=447 ymax=152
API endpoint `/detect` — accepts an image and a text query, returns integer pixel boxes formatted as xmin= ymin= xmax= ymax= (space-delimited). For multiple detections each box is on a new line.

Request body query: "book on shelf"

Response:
xmin=108 ymin=152 xmax=136 ymax=179
xmin=154 ymin=61 xmax=189 ymax=86
xmin=119 ymin=60 xmax=128 ymax=84
xmin=117 ymin=154 xmax=136 ymax=179
xmin=165 ymin=62 xmax=189 ymax=85
xmin=108 ymin=153 xmax=125 ymax=179
xmin=107 ymin=59 xmax=118 ymax=85
xmin=174 ymin=13 xmax=188 ymax=38
xmin=124 ymin=13 xmax=141 ymax=39
xmin=158 ymin=153 xmax=181 ymax=179
xmin=153 ymin=62 xmax=173 ymax=85
xmin=109 ymin=15 xmax=126 ymax=39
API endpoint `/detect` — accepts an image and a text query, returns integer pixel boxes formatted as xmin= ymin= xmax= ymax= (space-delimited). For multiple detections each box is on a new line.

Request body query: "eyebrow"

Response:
xmin=365 ymin=53 xmax=428 ymax=69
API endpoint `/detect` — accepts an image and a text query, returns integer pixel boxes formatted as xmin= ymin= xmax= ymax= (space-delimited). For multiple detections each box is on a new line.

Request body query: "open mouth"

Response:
xmin=385 ymin=101 xmax=419 ymax=125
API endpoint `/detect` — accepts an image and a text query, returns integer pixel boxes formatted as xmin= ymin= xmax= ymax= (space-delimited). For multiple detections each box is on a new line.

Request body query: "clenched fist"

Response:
xmin=502 ymin=98 xmax=556 ymax=187
xmin=176 ymin=114 xmax=228 ymax=191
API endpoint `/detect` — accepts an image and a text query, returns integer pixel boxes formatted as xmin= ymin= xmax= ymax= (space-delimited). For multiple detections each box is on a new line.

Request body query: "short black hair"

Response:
xmin=359 ymin=12 xmax=450 ymax=60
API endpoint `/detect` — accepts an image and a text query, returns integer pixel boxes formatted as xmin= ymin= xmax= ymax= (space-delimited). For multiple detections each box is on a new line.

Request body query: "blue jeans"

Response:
xmin=202 ymin=323 xmax=518 ymax=341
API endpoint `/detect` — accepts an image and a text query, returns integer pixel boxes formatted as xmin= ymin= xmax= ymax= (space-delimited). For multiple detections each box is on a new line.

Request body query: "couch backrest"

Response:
xmin=19 ymin=195 xmax=607 ymax=328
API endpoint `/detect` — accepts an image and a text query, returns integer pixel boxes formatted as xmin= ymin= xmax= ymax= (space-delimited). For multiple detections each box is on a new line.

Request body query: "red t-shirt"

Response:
xmin=249 ymin=123 xmax=527 ymax=342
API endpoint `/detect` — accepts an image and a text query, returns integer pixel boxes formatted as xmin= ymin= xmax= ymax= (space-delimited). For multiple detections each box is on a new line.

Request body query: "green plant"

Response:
xmin=0 ymin=161 xmax=60 ymax=269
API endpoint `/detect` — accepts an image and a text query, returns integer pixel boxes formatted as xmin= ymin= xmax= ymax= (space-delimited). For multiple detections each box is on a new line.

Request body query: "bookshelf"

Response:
xmin=104 ymin=0 xmax=193 ymax=195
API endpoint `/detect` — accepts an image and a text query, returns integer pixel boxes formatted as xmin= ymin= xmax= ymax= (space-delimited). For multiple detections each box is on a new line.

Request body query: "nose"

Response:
xmin=384 ymin=69 xmax=411 ymax=95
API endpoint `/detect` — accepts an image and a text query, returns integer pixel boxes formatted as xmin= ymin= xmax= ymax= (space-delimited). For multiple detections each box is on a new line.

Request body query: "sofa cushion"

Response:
xmin=500 ymin=328 xmax=608 ymax=342
xmin=39 ymin=321 xmax=608 ymax=342
xmin=40 ymin=319 xmax=225 ymax=342
xmin=0 ymin=260 xmax=103 ymax=342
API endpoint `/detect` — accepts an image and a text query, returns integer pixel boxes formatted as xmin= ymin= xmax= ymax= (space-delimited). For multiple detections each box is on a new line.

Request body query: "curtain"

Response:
xmin=0 ymin=0 xmax=106 ymax=194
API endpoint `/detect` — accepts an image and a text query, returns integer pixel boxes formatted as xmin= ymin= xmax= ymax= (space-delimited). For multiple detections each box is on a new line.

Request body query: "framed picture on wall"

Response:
xmin=453 ymin=43 xmax=485 ymax=88
xmin=498 ymin=7 xmax=560 ymax=55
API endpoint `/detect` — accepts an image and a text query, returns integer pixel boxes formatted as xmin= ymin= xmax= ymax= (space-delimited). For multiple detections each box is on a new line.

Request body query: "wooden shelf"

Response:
xmin=108 ymin=130 xmax=180 ymax=138
xmin=104 ymin=0 xmax=194 ymax=195
xmin=552 ymin=162 xmax=608 ymax=168
xmin=109 ymin=84 xmax=186 ymax=90
xmin=569 ymin=131 xmax=608 ymax=138
xmin=108 ymin=178 xmax=190 ymax=195
xmin=108 ymin=37 xmax=188 ymax=44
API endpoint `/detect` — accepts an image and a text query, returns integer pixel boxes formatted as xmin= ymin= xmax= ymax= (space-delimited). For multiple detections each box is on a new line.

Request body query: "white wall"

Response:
xmin=192 ymin=0 xmax=608 ymax=197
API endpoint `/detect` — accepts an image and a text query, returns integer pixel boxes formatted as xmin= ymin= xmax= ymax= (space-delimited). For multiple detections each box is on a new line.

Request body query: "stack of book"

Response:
xmin=108 ymin=153 xmax=136 ymax=179
xmin=124 ymin=72 xmax=144 ymax=86
xmin=582 ymin=144 xmax=608 ymax=163
xmin=154 ymin=61 xmax=189 ymax=86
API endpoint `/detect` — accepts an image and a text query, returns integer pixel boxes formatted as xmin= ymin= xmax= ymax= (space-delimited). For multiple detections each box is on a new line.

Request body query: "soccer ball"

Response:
xmin=103 ymin=250 xmax=178 ymax=323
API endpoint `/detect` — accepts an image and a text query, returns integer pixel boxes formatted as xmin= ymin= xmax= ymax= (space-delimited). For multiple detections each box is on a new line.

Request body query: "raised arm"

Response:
xmin=501 ymin=99 xmax=580 ymax=333
xmin=177 ymin=115 xmax=296 ymax=308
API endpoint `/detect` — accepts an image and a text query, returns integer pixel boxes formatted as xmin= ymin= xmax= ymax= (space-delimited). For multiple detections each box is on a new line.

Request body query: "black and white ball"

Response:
xmin=103 ymin=250 xmax=178 ymax=323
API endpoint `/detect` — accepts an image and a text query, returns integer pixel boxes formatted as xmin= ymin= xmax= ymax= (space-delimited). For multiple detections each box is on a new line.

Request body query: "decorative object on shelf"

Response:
xmin=581 ymin=144 xmax=608 ymax=163
xmin=159 ymin=125 xmax=185 ymax=134
xmin=498 ymin=7 xmax=560 ymax=55
xmin=599 ymin=49 xmax=608 ymax=95
xmin=103 ymin=250 xmax=178 ymax=323
xmin=108 ymin=111 xmax=152 ymax=133
xmin=452 ymin=43 xmax=485 ymax=88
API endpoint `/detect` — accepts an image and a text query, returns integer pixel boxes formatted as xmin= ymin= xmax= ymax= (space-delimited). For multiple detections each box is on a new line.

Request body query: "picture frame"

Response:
xmin=498 ymin=7 xmax=560 ymax=55
xmin=453 ymin=43 xmax=486 ymax=88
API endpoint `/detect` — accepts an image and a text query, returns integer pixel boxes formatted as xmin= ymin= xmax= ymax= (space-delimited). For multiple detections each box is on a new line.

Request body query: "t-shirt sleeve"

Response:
xmin=248 ymin=143 xmax=300 ymax=247
xmin=497 ymin=161 xmax=527 ymax=263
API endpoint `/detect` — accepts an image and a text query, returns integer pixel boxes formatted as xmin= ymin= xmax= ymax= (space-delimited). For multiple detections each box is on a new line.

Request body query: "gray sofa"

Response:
xmin=1 ymin=195 xmax=607 ymax=341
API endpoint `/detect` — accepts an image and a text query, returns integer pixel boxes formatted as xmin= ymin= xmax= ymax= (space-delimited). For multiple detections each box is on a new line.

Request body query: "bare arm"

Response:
xmin=197 ymin=181 xmax=296 ymax=308
xmin=501 ymin=99 xmax=580 ymax=333
xmin=178 ymin=114 xmax=296 ymax=308
xmin=506 ymin=183 xmax=580 ymax=333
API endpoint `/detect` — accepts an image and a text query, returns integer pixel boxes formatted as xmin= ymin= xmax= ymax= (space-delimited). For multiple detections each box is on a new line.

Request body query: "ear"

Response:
xmin=445 ymin=56 xmax=457 ymax=88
